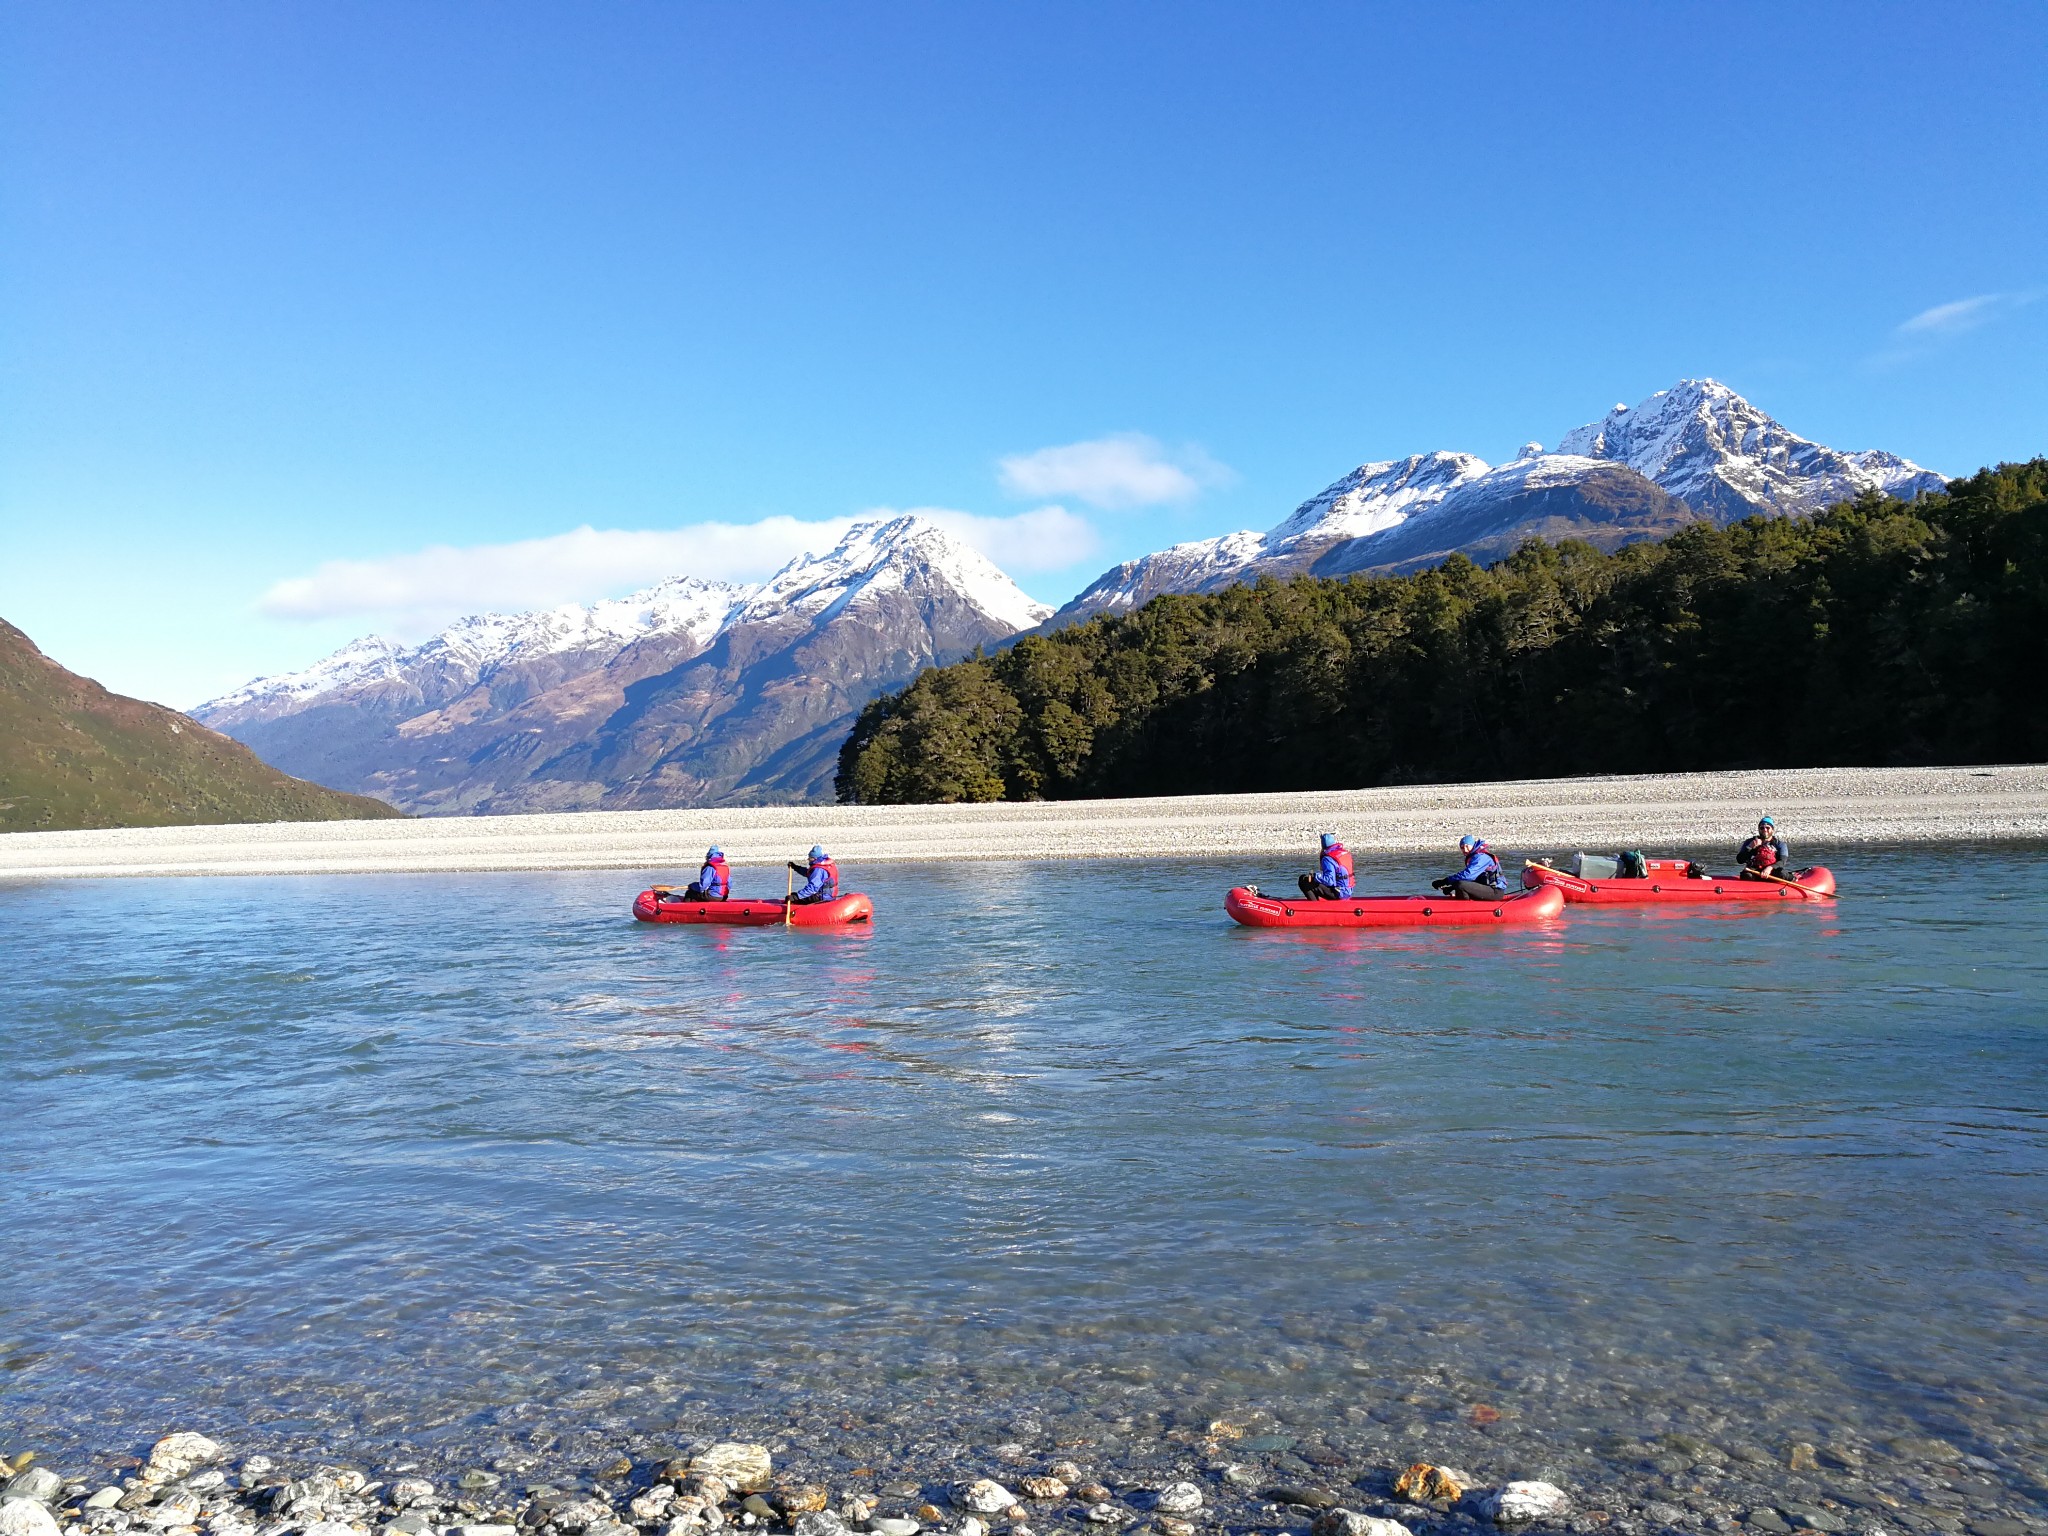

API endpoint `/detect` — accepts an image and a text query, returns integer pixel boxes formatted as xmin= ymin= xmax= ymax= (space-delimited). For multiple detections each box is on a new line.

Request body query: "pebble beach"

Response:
xmin=2 ymin=1417 xmax=2035 ymax=1536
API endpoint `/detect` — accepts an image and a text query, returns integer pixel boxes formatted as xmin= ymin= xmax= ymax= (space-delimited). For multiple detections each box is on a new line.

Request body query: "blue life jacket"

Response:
xmin=1319 ymin=844 xmax=1355 ymax=898
xmin=1454 ymin=845 xmax=1506 ymax=887
xmin=796 ymin=856 xmax=838 ymax=901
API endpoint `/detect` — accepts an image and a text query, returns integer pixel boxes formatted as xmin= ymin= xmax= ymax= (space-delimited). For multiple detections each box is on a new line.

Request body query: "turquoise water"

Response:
xmin=3 ymin=848 xmax=2045 ymax=1491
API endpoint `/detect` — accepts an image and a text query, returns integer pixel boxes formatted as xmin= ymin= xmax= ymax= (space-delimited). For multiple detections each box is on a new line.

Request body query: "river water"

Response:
xmin=4 ymin=848 xmax=2046 ymax=1514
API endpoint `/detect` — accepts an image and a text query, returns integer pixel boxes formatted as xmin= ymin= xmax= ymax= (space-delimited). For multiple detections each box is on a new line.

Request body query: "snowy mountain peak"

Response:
xmin=736 ymin=514 xmax=1051 ymax=633
xmin=199 ymin=576 xmax=753 ymax=717
xmin=1558 ymin=378 xmax=1944 ymax=516
xmin=1268 ymin=451 xmax=1492 ymax=546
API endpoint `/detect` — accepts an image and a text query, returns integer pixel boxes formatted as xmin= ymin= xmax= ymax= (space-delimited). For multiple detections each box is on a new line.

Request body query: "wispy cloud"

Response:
xmin=998 ymin=432 xmax=1231 ymax=510
xmin=258 ymin=517 xmax=856 ymax=631
xmin=1873 ymin=289 xmax=2040 ymax=366
xmin=1895 ymin=294 xmax=2009 ymax=337
xmin=257 ymin=507 xmax=1098 ymax=636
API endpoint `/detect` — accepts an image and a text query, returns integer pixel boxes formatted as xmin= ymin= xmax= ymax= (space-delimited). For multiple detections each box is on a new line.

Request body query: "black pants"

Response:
xmin=1299 ymin=875 xmax=1341 ymax=901
xmin=1445 ymin=879 xmax=1505 ymax=901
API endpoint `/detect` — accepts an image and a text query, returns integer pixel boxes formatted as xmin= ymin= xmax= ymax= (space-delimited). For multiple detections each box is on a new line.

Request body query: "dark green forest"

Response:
xmin=836 ymin=458 xmax=2048 ymax=803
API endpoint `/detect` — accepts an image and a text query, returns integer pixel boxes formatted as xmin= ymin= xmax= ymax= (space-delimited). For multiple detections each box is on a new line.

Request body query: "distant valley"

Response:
xmin=0 ymin=618 xmax=399 ymax=833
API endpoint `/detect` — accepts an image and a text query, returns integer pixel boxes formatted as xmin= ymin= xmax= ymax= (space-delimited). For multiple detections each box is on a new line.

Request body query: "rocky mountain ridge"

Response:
xmin=196 ymin=516 xmax=1049 ymax=813
xmin=1045 ymin=379 xmax=1945 ymax=626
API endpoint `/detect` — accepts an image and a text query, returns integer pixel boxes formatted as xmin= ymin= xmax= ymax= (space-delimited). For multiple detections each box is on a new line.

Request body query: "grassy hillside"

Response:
xmin=838 ymin=458 xmax=2048 ymax=803
xmin=0 ymin=619 xmax=402 ymax=833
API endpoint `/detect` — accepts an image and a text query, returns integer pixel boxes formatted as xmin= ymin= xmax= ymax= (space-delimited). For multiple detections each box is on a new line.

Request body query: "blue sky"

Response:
xmin=4 ymin=3 xmax=2044 ymax=707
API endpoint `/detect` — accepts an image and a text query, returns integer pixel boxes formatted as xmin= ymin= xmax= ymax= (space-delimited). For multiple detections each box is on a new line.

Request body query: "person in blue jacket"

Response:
xmin=1298 ymin=832 xmax=1356 ymax=901
xmin=1736 ymin=816 xmax=1789 ymax=880
xmin=1433 ymin=835 xmax=1509 ymax=900
xmin=681 ymin=846 xmax=731 ymax=902
xmin=786 ymin=845 xmax=839 ymax=905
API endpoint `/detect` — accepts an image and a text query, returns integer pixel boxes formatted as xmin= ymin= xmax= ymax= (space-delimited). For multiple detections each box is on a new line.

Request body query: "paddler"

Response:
xmin=1432 ymin=834 xmax=1510 ymax=900
xmin=786 ymin=845 xmax=839 ymax=905
xmin=682 ymin=845 xmax=731 ymax=902
xmin=1297 ymin=832 xmax=1357 ymax=901
xmin=1737 ymin=815 xmax=1789 ymax=881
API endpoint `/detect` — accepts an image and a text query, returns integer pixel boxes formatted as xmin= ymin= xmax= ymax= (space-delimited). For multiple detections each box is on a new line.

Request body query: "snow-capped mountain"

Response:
xmin=1557 ymin=379 xmax=1946 ymax=520
xmin=1048 ymin=452 xmax=1494 ymax=623
xmin=203 ymin=576 xmax=749 ymax=722
xmin=196 ymin=517 xmax=1048 ymax=813
xmin=202 ymin=379 xmax=1944 ymax=812
xmin=728 ymin=516 xmax=1048 ymax=633
xmin=1045 ymin=380 xmax=1943 ymax=627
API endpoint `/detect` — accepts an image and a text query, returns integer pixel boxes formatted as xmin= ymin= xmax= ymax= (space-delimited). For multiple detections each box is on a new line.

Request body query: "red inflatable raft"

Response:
xmin=1521 ymin=861 xmax=1836 ymax=904
xmin=1225 ymin=883 xmax=1565 ymax=928
xmin=631 ymin=889 xmax=874 ymax=926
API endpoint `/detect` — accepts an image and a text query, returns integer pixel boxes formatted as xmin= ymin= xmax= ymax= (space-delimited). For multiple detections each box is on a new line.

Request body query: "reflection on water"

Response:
xmin=3 ymin=849 xmax=2046 ymax=1487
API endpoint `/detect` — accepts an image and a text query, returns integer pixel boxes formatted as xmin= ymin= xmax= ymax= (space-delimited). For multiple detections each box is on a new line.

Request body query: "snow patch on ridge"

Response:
xmin=733 ymin=515 xmax=1051 ymax=634
xmin=202 ymin=517 xmax=1048 ymax=718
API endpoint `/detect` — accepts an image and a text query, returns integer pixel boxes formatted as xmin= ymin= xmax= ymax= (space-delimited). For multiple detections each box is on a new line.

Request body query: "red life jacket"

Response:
xmin=809 ymin=856 xmax=838 ymax=899
xmin=701 ymin=855 xmax=730 ymax=898
xmin=1326 ymin=843 xmax=1354 ymax=880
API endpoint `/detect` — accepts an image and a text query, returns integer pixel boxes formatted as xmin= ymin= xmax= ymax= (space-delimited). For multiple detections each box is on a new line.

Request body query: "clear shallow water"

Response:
xmin=4 ymin=848 xmax=2047 ymax=1499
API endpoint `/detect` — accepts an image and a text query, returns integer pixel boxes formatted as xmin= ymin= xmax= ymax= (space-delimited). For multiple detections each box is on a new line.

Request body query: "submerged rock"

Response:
xmin=1267 ymin=1487 xmax=1338 ymax=1511
xmin=780 ymin=1488 xmax=829 ymax=1516
xmin=691 ymin=1448 xmax=772 ymax=1493
xmin=143 ymin=1437 xmax=222 ymax=1487
xmin=1150 ymin=1485 xmax=1202 ymax=1516
xmin=1313 ymin=1514 xmax=1412 ymax=1536
xmin=1478 ymin=1484 xmax=1570 ymax=1525
xmin=1393 ymin=1466 xmax=1469 ymax=1504
xmin=954 ymin=1483 xmax=1017 ymax=1517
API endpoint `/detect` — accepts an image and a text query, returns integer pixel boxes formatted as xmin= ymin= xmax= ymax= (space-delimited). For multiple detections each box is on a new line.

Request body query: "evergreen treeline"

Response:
xmin=835 ymin=459 xmax=2048 ymax=803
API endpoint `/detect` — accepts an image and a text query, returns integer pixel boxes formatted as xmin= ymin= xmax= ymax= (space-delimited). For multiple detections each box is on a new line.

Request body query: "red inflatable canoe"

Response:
xmin=1225 ymin=883 xmax=1566 ymax=928
xmin=1521 ymin=862 xmax=1836 ymax=904
xmin=632 ymin=889 xmax=874 ymax=926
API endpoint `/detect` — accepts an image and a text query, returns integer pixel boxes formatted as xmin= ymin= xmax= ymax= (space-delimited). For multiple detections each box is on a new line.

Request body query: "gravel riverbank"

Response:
xmin=3 ymin=1421 xmax=2038 ymax=1536
xmin=4 ymin=765 xmax=2047 ymax=881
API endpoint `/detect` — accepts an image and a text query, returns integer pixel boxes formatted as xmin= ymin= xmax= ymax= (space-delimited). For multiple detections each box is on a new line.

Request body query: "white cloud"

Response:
xmin=258 ymin=516 xmax=860 ymax=632
xmin=896 ymin=504 xmax=1100 ymax=573
xmin=257 ymin=507 xmax=1099 ymax=635
xmin=998 ymin=432 xmax=1230 ymax=510
xmin=1895 ymin=294 xmax=2008 ymax=337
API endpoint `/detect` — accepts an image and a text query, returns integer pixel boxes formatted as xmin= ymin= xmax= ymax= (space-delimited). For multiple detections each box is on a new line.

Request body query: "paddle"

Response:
xmin=1751 ymin=866 xmax=1831 ymax=899
xmin=784 ymin=862 xmax=794 ymax=926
